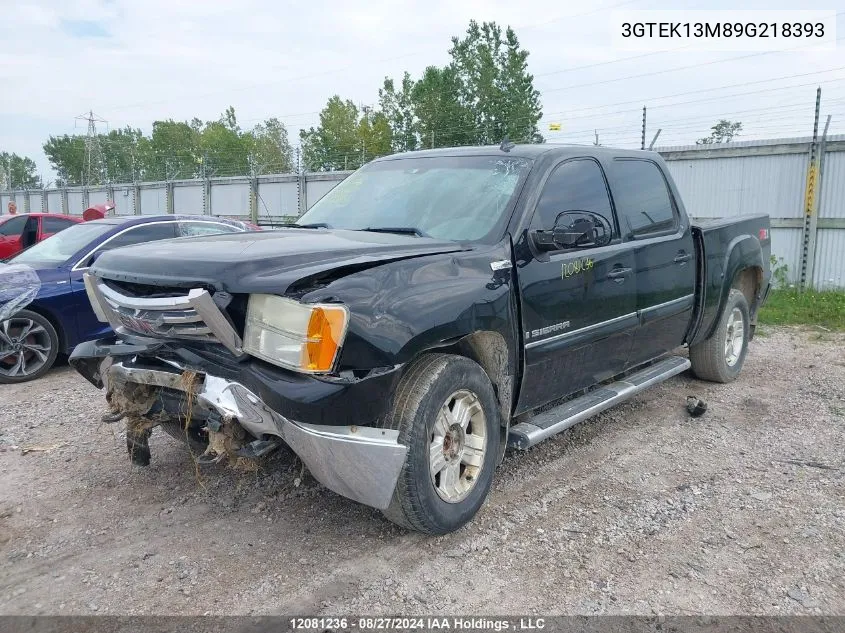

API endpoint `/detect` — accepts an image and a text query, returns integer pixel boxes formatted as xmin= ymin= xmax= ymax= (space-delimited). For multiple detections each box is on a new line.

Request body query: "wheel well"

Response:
xmin=732 ymin=267 xmax=763 ymax=323
xmin=21 ymin=304 xmax=66 ymax=353
xmin=422 ymin=331 xmax=513 ymax=427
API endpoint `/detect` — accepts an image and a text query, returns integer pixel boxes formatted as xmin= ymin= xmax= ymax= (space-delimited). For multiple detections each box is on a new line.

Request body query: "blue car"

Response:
xmin=0 ymin=215 xmax=258 ymax=383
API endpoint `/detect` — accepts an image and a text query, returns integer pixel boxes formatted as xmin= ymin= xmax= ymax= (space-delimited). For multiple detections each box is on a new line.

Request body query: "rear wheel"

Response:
xmin=382 ymin=354 xmax=500 ymax=535
xmin=690 ymin=289 xmax=750 ymax=383
xmin=0 ymin=310 xmax=59 ymax=384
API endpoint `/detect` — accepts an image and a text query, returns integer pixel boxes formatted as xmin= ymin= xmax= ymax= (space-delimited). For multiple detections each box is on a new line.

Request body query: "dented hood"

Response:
xmin=90 ymin=228 xmax=466 ymax=293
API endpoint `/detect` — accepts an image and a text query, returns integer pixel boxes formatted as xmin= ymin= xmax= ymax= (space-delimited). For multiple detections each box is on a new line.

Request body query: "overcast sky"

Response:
xmin=1 ymin=0 xmax=843 ymax=182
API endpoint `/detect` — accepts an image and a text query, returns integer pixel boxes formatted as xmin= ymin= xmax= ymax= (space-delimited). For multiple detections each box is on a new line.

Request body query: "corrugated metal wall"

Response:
xmin=173 ymin=184 xmax=204 ymax=215
xmin=814 ymin=230 xmax=845 ymax=289
xmin=210 ymin=182 xmax=250 ymax=217
xmin=113 ymin=186 xmax=134 ymax=215
xmin=819 ymin=150 xmax=845 ymax=219
xmin=46 ymin=191 xmax=62 ymax=214
xmin=665 ymin=153 xmax=809 ymax=219
xmin=88 ymin=189 xmax=109 ymax=207
xmin=139 ymin=187 xmax=166 ymax=215
xmin=66 ymin=190 xmax=84 ymax=216
xmin=256 ymin=178 xmax=299 ymax=222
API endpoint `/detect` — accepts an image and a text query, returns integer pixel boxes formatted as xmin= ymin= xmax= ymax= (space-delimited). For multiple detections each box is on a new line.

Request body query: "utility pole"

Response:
xmin=75 ymin=110 xmax=107 ymax=186
xmin=641 ymin=106 xmax=647 ymax=150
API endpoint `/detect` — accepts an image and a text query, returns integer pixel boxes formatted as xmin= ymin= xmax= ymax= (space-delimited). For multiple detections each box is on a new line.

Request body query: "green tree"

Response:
xmin=448 ymin=20 xmax=543 ymax=145
xmin=697 ymin=120 xmax=743 ymax=145
xmin=411 ymin=65 xmax=474 ymax=148
xmin=100 ymin=127 xmax=143 ymax=183
xmin=379 ymin=20 xmax=543 ymax=149
xmin=43 ymin=135 xmax=87 ymax=186
xmin=199 ymin=108 xmax=249 ymax=177
xmin=143 ymin=119 xmax=200 ymax=180
xmin=0 ymin=152 xmax=41 ymax=189
xmin=379 ymin=72 xmax=417 ymax=153
xmin=357 ymin=107 xmax=393 ymax=162
xmin=248 ymin=117 xmax=294 ymax=174
xmin=300 ymin=96 xmax=362 ymax=171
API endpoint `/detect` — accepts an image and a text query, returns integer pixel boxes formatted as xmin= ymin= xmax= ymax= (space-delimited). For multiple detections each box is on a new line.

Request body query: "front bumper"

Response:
xmin=105 ymin=359 xmax=407 ymax=510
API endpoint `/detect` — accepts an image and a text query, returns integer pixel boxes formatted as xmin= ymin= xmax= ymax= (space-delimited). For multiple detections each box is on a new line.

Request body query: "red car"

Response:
xmin=0 ymin=213 xmax=84 ymax=260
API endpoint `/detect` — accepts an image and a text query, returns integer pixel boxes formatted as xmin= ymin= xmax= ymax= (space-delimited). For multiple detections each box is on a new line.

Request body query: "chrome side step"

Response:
xmin=508 ymin=356 xmax=690 ymax=450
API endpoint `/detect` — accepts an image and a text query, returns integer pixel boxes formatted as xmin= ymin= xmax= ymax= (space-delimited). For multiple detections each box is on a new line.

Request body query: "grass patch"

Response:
xmin=758 ymin=289 xmax=845 ymax=330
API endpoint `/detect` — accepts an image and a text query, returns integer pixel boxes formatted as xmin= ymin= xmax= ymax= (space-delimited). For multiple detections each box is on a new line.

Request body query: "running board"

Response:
xmin=508 ymin=356 xmax=690 ymax=450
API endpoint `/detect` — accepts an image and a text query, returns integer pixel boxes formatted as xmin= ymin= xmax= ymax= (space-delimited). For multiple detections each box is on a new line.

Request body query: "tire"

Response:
xmin=382 ymin=354 xmax=500 ymax=535
xmin=160 ymin=421 xmax=208 ymax=456
xmin=0 ymin=309 xmax=60 ymax=384
xmin=689 ymin=289 xmax=750 ymax=383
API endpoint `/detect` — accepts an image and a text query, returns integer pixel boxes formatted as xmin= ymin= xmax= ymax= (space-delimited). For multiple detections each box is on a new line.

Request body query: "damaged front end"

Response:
xmin=70 ymin=275 xmax=408 ymax=511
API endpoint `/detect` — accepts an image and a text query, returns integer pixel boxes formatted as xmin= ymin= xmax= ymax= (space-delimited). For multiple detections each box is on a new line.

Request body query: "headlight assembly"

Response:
xmin=243 ymin=294 xmax=349 ymax=373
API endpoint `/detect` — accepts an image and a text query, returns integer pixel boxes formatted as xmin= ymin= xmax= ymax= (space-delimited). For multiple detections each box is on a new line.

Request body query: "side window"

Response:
xmin=612 ymin=160 xmax=677 ymax=237
xmin=0 ymin=216 xmax=28 ymax=237
xmin=43 ymin=217 xmax=76 ymax=233
xmin=533 ymin=159 xmax=614 ymax=232
xmin=179 ymin=221 xmax=239 ymax=237
xmin=99 ymin=222 xmax=177 ymax=252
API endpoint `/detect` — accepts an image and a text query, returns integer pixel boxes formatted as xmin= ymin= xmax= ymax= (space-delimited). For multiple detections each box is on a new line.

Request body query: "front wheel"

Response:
xmin=690 ymin=289 xmax=750 ymax=383
xmin=382 ymin=354 xmax=500 ymax=535
xmin=0 ymin=310 xmax=60 ymax=384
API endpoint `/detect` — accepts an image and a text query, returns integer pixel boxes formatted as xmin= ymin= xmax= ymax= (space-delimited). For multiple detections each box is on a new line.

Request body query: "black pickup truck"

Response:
xmin=71 ymin=144 xmax=771 ymax=534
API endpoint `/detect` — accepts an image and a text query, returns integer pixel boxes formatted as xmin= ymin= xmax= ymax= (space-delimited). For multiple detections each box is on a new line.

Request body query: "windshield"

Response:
xmin=11 ymin=222 xmax=114 ymax=266
xmin=297 ymin=155 xmax=532 ymax=242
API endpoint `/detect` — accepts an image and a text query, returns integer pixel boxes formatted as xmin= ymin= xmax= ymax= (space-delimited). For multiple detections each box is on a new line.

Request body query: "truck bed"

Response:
xmin=689 ymin=213 xmax=772 ymax=345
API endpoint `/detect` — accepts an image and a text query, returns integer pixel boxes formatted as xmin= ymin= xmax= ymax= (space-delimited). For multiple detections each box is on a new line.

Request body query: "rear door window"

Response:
xmin=178 ymin=221 xmax=240 ymax=237
xmin=101 ymin=222 xmax=178 ymax=250
xmin=43 ymin=217 xmax=78 ymax=233
xmin=611 ymin=159 xmax=678 ymax=237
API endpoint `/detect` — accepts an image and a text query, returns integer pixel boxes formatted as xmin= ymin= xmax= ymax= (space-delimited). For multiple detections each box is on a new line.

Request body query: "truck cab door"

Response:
xmin=608 ymin=158 xmax=696 ymax=367
xmin=515 ymin=158 xmax=637 ymax=414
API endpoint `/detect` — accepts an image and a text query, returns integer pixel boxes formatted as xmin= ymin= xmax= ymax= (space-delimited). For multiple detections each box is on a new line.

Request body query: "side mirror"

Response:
xmin=533 ymin=211 xmax=612 ymax=251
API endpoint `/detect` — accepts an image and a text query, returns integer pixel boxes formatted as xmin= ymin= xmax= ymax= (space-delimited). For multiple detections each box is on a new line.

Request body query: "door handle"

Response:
xmin=674 ymin=252 xmax=693 ymax=264
xmin=606 ymin=267 xmax=632 ymax=282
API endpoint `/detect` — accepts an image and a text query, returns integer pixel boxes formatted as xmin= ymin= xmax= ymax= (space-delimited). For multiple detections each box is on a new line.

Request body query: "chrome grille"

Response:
xmin=84 ymin=272 xmax=245 ymax=356
xmin=97 ymin=282 xmax=216 ymax=340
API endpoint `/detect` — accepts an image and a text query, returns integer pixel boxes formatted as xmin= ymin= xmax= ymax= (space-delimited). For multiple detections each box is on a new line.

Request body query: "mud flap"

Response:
xmin=69 ymin=336 xmax=165 ymax=388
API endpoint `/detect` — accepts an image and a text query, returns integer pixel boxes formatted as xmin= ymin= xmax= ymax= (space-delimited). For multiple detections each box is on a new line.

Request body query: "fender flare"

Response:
xmin=702 ymin=234 xmax=764 ymax=341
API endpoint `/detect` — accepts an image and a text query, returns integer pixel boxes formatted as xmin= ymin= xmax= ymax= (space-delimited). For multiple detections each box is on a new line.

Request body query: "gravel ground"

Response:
xmin=0 ymin=326 xmax=843 ymax=616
